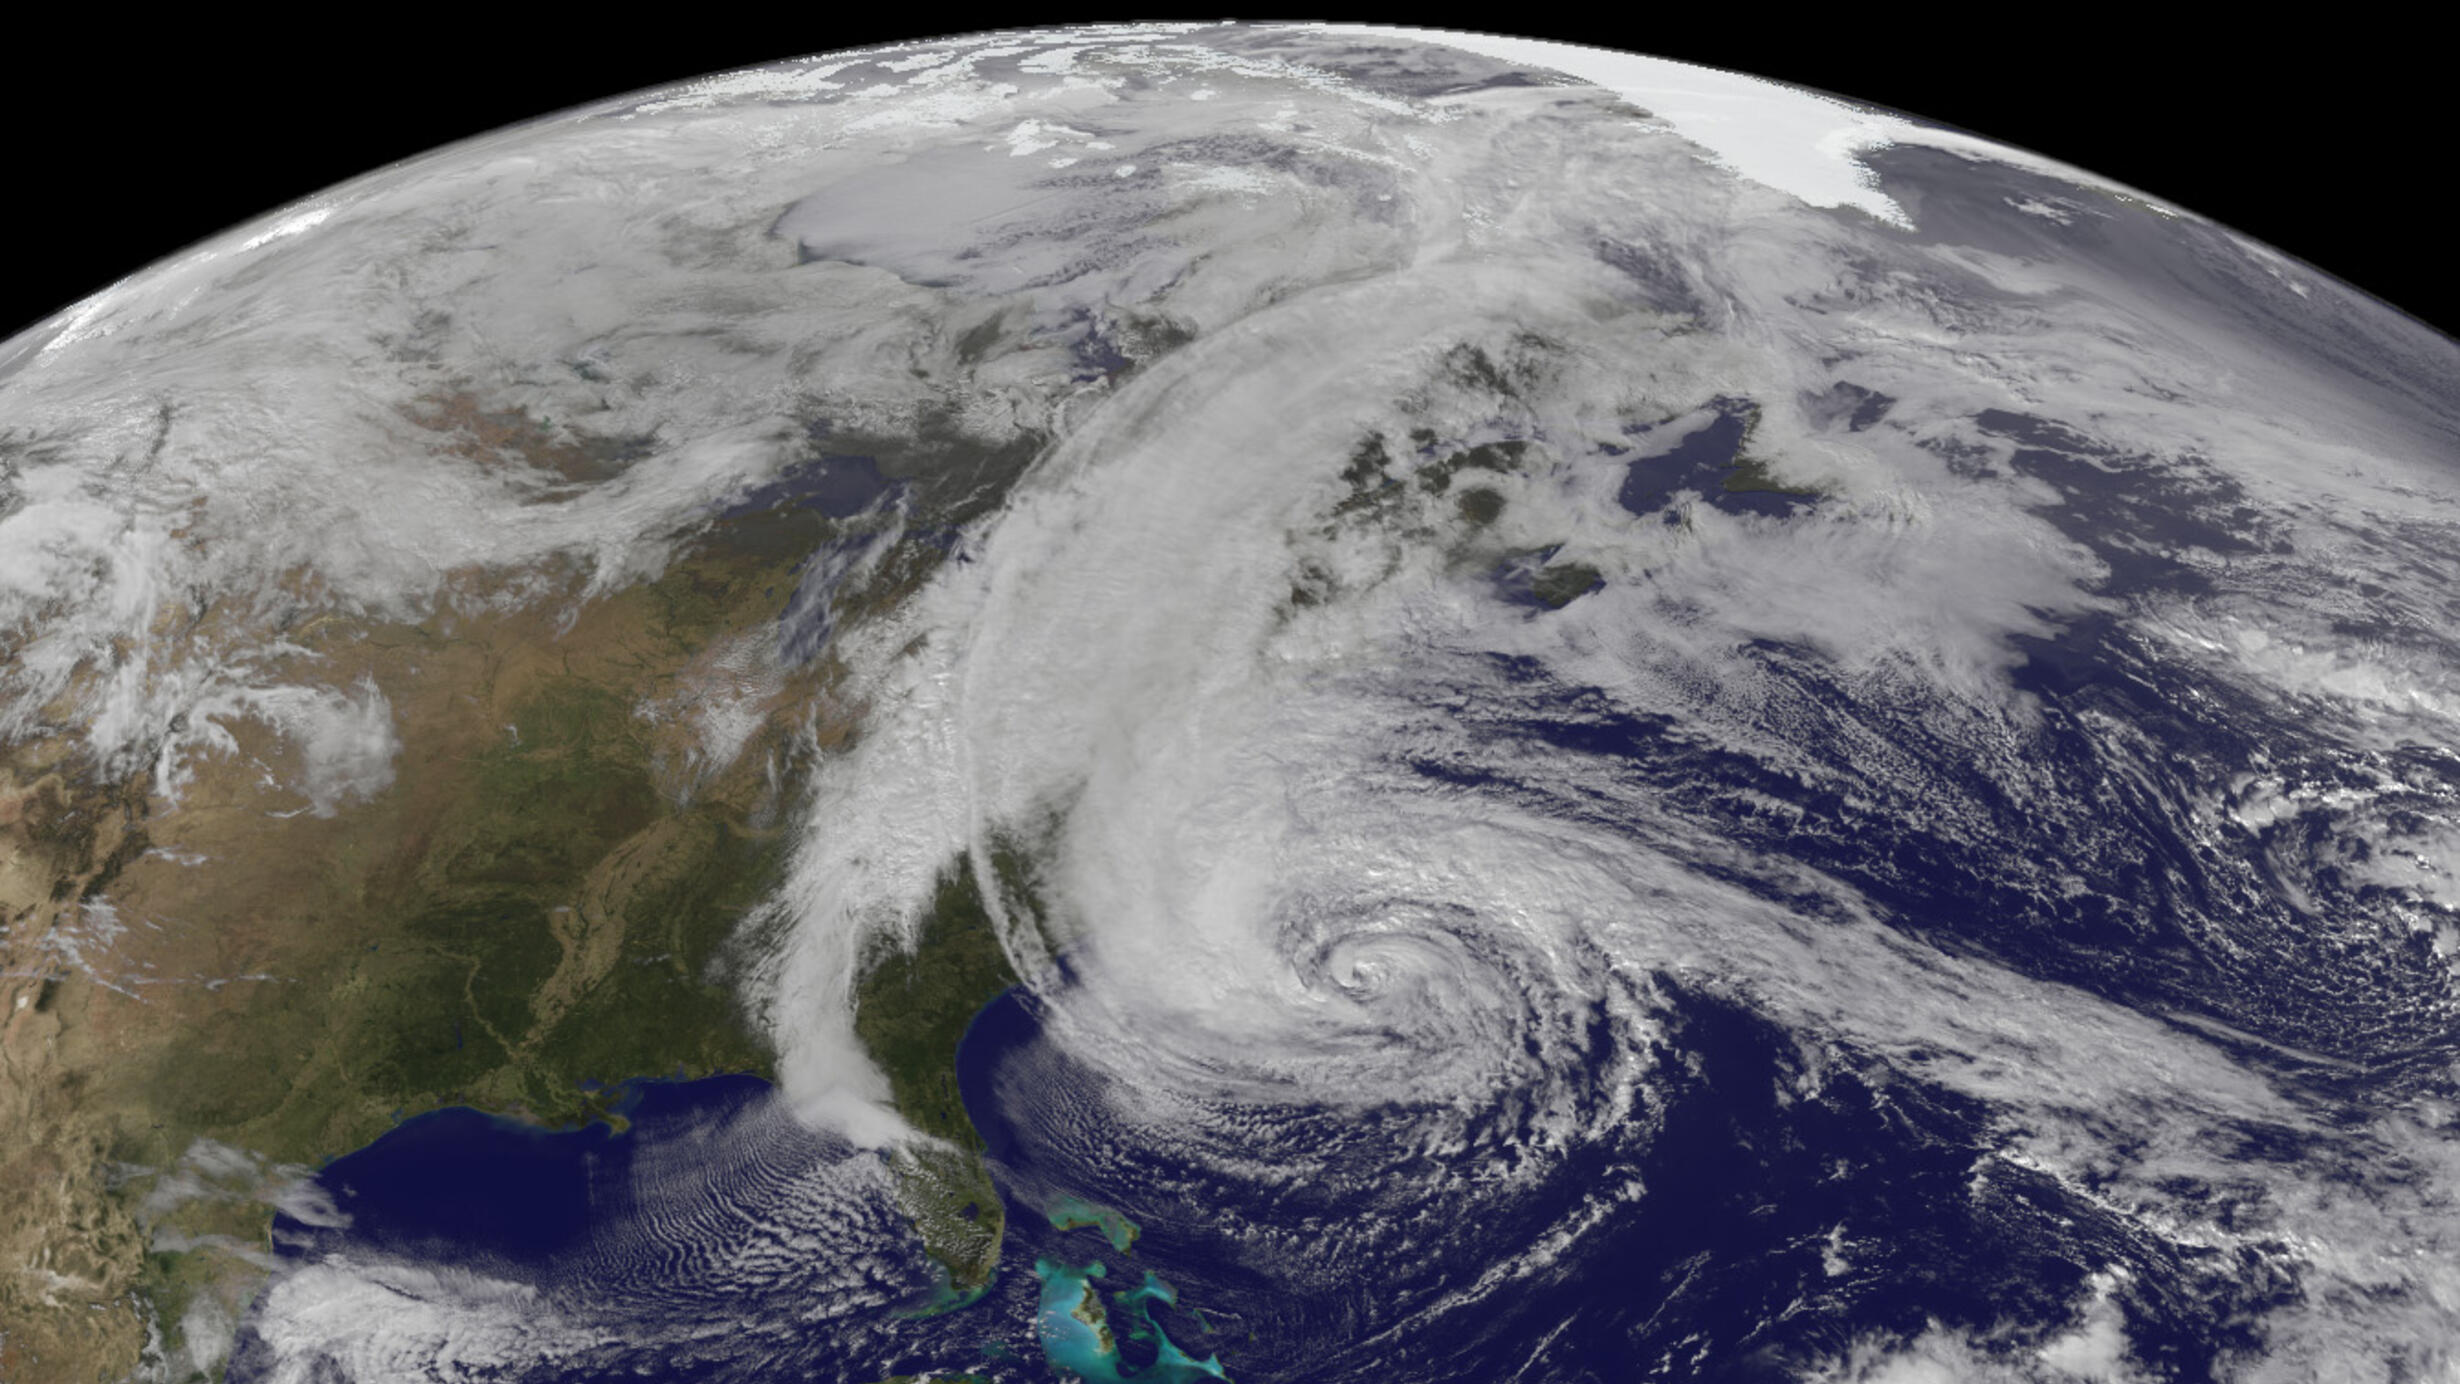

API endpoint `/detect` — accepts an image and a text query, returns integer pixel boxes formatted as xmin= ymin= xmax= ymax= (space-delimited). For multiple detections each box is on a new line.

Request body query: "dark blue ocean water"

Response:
xmin=945 ymin=977 xmax=2280 ymax=1384
xmin=232 ymin=949 xmax=2289 ymax=1384
xmin=234 ymin=1011 xmax=1240 ymax=1382
xmin=264 ymin=1075 xmax=775 ymax=1268
xmin=230 ymin=592 xmax=2325 ymax=1382
xmin=1614 ymin=397 xmax=1813 ymax=520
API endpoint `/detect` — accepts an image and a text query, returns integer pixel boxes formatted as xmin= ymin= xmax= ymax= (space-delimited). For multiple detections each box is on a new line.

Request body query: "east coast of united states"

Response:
xmin=8 ymin=21 xmax=2460 ymax=1384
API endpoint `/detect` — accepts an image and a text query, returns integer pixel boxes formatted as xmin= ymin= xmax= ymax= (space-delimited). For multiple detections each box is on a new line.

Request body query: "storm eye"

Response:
xmin=16 ymin=19 xmax=2445 ymax=1384
xmin=1339 ymin=956 xmax=1390 ymax=996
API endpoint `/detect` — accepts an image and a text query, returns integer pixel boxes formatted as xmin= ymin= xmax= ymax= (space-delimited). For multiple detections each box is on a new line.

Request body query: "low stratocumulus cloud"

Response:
xmin=12 ymin=20 xmax=2460 ymax=1381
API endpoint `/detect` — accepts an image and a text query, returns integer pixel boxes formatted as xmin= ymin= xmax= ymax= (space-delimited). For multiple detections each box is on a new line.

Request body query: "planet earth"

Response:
xmin=4 ymin=21 xmax=2459 ymax=1384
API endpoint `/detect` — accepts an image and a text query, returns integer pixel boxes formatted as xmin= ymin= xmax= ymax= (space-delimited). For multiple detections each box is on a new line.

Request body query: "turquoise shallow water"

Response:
xmin=1048 ymin=1195 xmax=1140 ymax=1253
xmin=1033 ymin=1258 xmax=1230 ymax=1384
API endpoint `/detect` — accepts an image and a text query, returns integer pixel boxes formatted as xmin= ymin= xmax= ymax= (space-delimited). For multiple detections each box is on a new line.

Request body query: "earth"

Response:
xmin=3 ymin=22 xmax=2459 ymax=1384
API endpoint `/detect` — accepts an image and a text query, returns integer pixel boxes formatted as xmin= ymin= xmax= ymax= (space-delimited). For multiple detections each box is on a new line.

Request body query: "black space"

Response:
xmin=3 ymin=18 xmax=2446 ymax=345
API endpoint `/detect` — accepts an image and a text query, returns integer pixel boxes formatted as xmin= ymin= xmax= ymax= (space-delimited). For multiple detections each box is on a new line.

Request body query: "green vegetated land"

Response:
xmin=1318 ymin=426 xmax=1611 ymax=616
xmin=142 ymin=550 xmax=807 ymax=1161
xmin=1529 ymin=561 xmax=1604 ymax=608
xmin=1723 ymin=452 xmax=1823 ymax=497
xmin=108 ymin=512 xmax=829 ymax=1373
xmin=1406 ymin=436 xmax=1603 ymax=605
xmin=343 ymin=675 xmax=781 ymax=1125
xmin=1331 ymin=429 xmax=1535 ymax=528
xmin=1455 ymin=485 xmax=1507 ymax=527
xmin=1 ymin=395 xmax=1071 ymax=1378
xmin=854 ymin=846 xmax=1054 ymax=1296
xmin=1715 ymin=400 xmax=1823 ymax=498
xmin=1415 ymin=437 xmax=1528 ymax=496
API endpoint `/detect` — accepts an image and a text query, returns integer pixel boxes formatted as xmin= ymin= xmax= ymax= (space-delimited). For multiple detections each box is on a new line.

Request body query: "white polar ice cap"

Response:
xmin=1302 ymin=23 xmax=2180 ymax=230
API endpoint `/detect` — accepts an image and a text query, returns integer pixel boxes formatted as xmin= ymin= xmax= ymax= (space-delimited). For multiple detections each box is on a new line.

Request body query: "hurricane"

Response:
xmin=4 ymin=23 xmax=2459 ymax=1384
